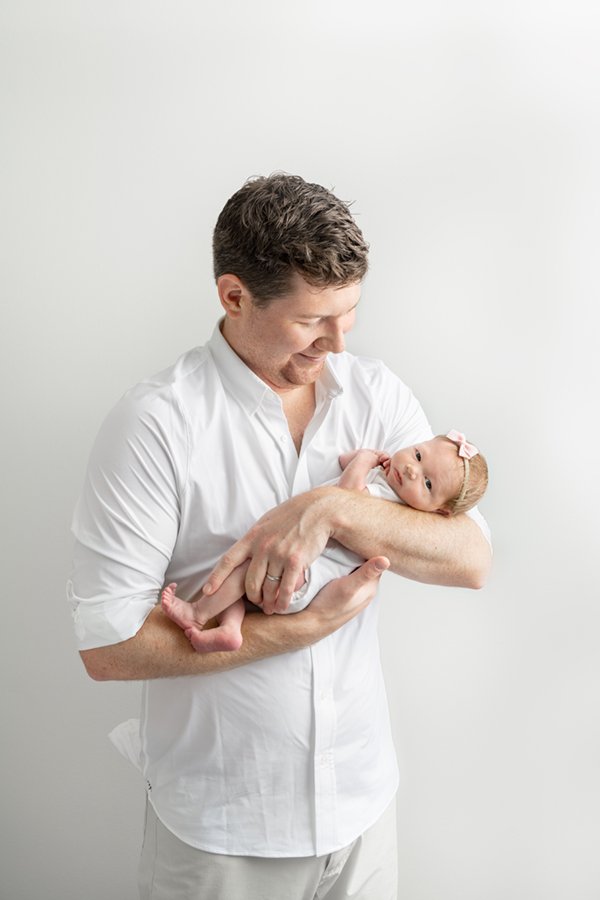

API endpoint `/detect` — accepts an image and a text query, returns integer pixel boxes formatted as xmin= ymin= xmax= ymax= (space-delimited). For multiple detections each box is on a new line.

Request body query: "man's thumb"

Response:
xmin=361 ymin=556 xmax=390 ymax=578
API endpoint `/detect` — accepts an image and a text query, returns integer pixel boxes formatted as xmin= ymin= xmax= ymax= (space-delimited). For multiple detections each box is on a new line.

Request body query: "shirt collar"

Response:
xmin=207 ymin=320 xmax=344 ymax=415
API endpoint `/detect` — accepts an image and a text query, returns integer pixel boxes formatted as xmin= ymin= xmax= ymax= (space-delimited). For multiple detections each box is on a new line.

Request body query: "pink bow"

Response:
xmin=446 ymin=429 xmax=479 ymax=460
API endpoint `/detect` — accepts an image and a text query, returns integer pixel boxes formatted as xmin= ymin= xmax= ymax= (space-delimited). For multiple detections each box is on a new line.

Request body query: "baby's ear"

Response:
xmin=435 ymin=507 xmax=451 ymax=517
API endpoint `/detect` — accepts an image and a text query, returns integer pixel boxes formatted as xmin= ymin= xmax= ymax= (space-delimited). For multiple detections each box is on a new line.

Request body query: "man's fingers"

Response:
xmin=259 ymin=575 xmax=281 ymax=614
xmin=272 ymin=561 xmax=305 ymax=613
xmin=244 ymin=553 xmax=304 ymax=613
xmin=306 ymin=555 xmax=390 ymax=633
xmin=334 ymin=556 xmax=390 ymax=614
xmin=203 ymin=543 xmax=250 ymax=596
xmin=259 ymin=552 xmax=304 ymax=614
xmin=244 ymin=556 xmax=270 ymax=605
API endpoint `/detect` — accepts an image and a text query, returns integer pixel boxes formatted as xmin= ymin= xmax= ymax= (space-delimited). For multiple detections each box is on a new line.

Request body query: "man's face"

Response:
xmin=224 ymin=273 xmax=361 ymax=392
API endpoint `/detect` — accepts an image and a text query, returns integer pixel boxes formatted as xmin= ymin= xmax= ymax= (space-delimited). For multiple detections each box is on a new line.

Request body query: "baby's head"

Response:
xmin=383 ymin=430 xmax=488 ymax=516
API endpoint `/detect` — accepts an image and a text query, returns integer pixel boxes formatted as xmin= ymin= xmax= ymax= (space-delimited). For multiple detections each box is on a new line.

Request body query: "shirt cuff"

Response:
xmin=67 ymin=580 xmax=157 ymax=650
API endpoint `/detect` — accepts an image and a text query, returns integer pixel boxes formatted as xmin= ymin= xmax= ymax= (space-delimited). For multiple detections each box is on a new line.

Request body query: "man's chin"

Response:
xmin=284 ymin=359 xmax=325 ymax=385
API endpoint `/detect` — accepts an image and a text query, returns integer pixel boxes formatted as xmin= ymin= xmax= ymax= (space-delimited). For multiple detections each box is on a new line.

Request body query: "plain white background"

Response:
xmin=2 ymin=2 xmax=599 ymax=898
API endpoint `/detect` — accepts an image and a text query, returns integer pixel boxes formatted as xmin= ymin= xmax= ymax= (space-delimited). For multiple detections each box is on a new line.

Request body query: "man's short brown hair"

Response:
xmin=213 ymin=173 xmax=369 ymax=306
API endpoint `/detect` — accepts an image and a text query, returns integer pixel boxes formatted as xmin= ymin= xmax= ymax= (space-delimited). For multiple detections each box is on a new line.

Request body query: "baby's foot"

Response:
xmin=161 ymin=583 xmax=200 ymax=631
xmin=184 ymin=624 xmax=243 ymax=654
xmin=184 ymin=598 xmax=245 ymax=654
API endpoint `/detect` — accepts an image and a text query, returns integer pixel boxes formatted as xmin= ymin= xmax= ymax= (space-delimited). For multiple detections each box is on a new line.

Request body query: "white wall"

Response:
xmin=2 ymin=2 xmax=599 ymax=898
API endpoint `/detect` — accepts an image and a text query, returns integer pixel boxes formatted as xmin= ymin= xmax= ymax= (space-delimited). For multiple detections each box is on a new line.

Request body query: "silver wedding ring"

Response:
xmin=265 ymin=572 xmax=283 ymax=582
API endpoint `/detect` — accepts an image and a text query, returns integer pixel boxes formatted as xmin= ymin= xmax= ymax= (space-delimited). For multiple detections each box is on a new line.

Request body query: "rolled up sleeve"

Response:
xmin=68 ymin=384 xmax=188 ymax=650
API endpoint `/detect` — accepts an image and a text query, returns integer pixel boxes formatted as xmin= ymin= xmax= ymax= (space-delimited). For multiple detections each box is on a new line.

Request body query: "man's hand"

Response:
xmin=80 ymin=556 xmax=390 ymax=681
xmin=305 ymin=556 xmax=390 ymax=627
xmin=202 ymin=488 xmax=337 ymax=614
xmin=202 ymin=479 xmax=490 ymax=609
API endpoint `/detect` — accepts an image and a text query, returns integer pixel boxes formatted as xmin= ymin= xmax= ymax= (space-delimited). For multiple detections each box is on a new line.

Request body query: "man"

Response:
xmin=70 ymin=174 xmax=491 ymax=899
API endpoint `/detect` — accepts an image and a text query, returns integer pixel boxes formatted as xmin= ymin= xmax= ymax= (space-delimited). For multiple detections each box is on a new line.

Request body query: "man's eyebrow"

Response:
xmin=297 ymin=300 xmax=361 ymax=319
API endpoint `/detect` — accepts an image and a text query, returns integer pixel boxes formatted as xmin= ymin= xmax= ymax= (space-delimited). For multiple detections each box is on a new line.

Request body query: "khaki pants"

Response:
xmin=138 ymin=799 xmax=398 ymax=900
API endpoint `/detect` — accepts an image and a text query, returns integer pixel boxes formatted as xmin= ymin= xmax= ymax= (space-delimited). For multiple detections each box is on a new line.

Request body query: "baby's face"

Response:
xmin=383 ymin=437 xmax=464 ymax=514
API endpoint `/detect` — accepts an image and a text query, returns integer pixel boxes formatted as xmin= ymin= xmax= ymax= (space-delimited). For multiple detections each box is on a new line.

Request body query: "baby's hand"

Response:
xmin=338 ymin=448 xmax=390 ymax=493
xmin=378 ymin=452 xmax=391 ymax=471
xmin=339 ymin=448 xmax=385 ymax=470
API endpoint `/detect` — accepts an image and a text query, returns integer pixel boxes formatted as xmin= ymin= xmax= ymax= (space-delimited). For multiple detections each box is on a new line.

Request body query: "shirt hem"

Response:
xmin=147 ymin=778 xmax=399 ymax=858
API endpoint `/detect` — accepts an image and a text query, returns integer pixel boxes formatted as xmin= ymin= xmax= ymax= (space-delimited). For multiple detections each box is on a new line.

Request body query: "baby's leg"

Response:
xmin=161 ymin=561 xmax=250 ymax=653
xmin=184 ymin=598 xmax=246 ymax=653
xmin=161 ymin=561 xmax=250 ymax=632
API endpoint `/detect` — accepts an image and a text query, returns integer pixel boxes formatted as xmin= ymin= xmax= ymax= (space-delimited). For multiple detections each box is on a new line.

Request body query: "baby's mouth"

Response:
xmin=393 ymin=468 xmax=403 ymax=487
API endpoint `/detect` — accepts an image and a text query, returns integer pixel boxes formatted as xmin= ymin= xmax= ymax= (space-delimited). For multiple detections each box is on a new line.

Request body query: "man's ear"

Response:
xmin=435 ymin=507 xmax=451 ymax=517
xmin=217 ymin=274 xmax=250 ymax=318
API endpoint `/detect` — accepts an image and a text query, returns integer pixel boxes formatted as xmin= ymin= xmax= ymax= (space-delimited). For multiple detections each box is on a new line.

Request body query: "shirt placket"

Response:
xmin=259 ymin=385 xmax=342 ymax=854
xmin=310 ymin=638 xmax=338 ymax=853
xmin=254 ymin=394 xmax=299 ymax=495
xmin=295 ymin=387 xmax=340 ymax=854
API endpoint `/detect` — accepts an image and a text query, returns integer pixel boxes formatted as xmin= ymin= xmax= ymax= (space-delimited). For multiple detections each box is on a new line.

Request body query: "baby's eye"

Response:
xmin=425 ymin=478 xmax=432 ymax=491
xmin=415 ymin=450 xmax=422 ymax=462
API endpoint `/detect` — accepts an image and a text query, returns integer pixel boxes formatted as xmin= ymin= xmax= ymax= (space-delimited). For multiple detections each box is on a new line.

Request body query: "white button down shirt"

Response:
xmin=68 ymin=323 xmax=490 ymax=856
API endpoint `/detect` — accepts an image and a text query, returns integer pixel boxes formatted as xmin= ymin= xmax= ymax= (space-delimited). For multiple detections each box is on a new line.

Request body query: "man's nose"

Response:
xmin=315 ymin=322 xmax=346 ymax=354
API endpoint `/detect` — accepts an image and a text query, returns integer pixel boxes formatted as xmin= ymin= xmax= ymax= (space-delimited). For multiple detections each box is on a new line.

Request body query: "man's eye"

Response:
xmin=415 ymin=450 xmax=421 ymax=462
xmin=425 ymin=478 xmax=432 ymax=491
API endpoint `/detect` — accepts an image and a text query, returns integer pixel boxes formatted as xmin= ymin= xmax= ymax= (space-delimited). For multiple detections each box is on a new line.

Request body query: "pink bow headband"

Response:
xmin=446 ymin=429 xmax=479 ymax=460
xmin=446 ymin=430 xmax=479 ymax=504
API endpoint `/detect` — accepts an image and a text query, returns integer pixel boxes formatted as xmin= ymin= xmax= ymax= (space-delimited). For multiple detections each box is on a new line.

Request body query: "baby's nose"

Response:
xmin=405 ymin=464 xmax=417 ymax=480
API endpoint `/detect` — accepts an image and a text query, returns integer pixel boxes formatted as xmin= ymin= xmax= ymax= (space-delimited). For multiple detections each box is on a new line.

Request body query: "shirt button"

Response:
xmin=280 ymin=434 xmax=287 ymax=442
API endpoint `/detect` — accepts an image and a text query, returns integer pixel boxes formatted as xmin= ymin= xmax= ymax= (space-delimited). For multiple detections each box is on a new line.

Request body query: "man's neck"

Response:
xmin=220 ymin=318 xmax=317 ymax=452
xmin=281 ymin=384 xmax=316 ymax=454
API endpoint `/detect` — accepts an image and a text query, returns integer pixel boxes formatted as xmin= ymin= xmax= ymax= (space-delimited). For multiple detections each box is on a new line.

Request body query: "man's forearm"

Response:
xmin=79 ymin=557 xmax=388 ymax=681
xmin=203 ymin=486 xmax=491 ymax=607
xmin=80 ymin=605 xmax=320 ymax=681
xmin=325 ymin=487 xmax=491 ymax=588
